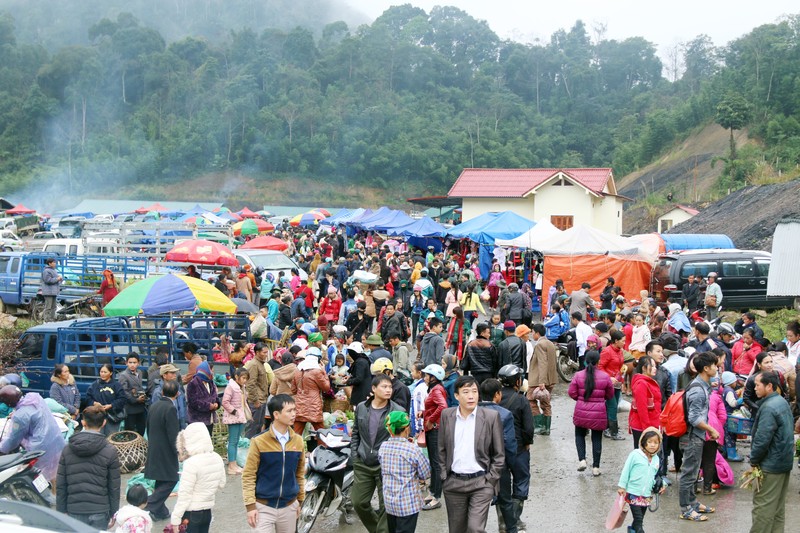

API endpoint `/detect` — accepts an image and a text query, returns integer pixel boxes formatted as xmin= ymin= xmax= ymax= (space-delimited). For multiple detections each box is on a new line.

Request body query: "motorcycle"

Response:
xmin=0 ymin=450 xmax=54 ymax=507
xmin=297 ymin=428 xmax=354 ymax=533
xmin=556 ymin=330 xmax=578 ymax=383
xmin=56 ymin=294 xmax=103 ymax=320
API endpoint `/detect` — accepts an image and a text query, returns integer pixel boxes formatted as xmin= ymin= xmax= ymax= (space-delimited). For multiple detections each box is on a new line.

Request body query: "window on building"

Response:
xmin=551 ymin=215 xmax=574 ymax=231
xmin=660 ymin=219 xmax=673 ymax=233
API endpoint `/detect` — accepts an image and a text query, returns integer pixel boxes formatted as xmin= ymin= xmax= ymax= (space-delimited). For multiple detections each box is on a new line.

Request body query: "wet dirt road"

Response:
xmin=122 ymin=384 xmax=800 ymax=532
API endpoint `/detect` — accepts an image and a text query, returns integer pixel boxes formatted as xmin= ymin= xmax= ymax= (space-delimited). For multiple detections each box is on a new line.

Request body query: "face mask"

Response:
xmin=364 ymin=350 xmax=371 ymax=356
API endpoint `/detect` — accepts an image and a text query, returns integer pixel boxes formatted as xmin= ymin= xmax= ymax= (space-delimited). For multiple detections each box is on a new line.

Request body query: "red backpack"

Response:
xmin=660 ymin=382 xmax=701 ymax=437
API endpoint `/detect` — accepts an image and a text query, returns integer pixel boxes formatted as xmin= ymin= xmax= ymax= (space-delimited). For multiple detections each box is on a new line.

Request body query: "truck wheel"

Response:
xmin=794 ymin=297 xmax=800 ymax=313
xmin=0 ymin=298 xmax=5 ymax=314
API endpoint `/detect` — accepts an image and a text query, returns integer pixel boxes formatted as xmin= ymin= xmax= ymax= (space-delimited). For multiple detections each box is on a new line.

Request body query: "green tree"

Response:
xmin=715 ymin=92 xmax=751 ymax=159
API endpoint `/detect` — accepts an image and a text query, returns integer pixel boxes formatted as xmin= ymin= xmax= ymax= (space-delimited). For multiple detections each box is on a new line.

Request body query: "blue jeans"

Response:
xmin=606 ymin=388 xmax=621 ymax=423
xmin=227 ymin=423 xmax=244 ymax=463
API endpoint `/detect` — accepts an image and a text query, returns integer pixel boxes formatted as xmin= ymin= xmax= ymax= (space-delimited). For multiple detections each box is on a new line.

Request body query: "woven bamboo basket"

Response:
xmin=324 ymin=398 xmax=351 ymax=413
xmin=211 ymin=409 xmax=229 ymax=457
xmin=107 ymin=431 xmax=148 ymax=474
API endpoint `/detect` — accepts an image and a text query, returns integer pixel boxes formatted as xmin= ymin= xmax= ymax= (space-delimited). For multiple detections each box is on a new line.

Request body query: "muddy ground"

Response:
xmin=121 ymin=385 xmax=800 ymax=532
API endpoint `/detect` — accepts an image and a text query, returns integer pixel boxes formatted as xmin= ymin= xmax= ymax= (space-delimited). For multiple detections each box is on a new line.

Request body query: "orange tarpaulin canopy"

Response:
xmin=542 ymin=255 xmax=652 ymax=306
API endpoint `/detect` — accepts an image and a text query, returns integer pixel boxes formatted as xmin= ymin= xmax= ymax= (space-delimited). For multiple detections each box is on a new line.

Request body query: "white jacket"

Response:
xmin=171 ymin=422 xmax=226 ymax=526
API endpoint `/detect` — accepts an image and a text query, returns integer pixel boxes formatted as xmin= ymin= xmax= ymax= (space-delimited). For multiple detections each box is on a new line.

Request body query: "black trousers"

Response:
xmin=629 ymin=504 xmax=647 ymax=532
xmin=184 ymin=509 xmax=212 ymax=533
xmin=665 ymin=435 xmax=683 ymax=472
xmin=125 ymin=411 xmax=147 ymax=436
xmin=700 ymin=440 xmax=717 ymax=490
xmin=146 ymin=479 xmax=175 ymax=519
xmin=575 ymin=427 xmax=603 ymax=468
xmin=387 ymin=512 xmax=418 ymax=533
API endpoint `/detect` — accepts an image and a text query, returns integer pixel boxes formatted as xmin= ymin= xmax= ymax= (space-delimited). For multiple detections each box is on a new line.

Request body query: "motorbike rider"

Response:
xmin=0 ymin=384 xmax=66 ymax=488
xmin=496 ymin=365 xmax=535 ymax=533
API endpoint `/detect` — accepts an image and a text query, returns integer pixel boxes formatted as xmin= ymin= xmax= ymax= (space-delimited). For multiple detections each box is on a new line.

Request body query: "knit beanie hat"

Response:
xmin=385 ymin=411 xmax=410 ymax=435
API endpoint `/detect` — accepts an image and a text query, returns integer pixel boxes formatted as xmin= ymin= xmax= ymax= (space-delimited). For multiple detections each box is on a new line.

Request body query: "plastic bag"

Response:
xmin=605 ymin=493 xmax=628 ymax=530
xmin=127 ymin=473 xmax=156 ymax=495
xmin=236 ymin=437 xmax=250 ymax=468
xmin=715 ymin=451 xmax=734 ymax=485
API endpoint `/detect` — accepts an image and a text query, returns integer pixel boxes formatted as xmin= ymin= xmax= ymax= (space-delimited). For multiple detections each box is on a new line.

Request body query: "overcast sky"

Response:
xmin=344 ymin=0 xmax=797 ymax=53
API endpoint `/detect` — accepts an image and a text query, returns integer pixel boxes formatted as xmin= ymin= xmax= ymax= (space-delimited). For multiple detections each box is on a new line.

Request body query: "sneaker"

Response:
xmin=592 ymin=467 xmax=601 ymax=477
xmin=422 ymin=498 xmax=441 ymax=510
xmin=577 ymin=460 xmax=587 ymax=472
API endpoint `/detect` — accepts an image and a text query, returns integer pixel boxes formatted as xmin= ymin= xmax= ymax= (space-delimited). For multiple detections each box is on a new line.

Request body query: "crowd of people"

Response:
xmin=2 ymin=223 xmax=800 ymax=533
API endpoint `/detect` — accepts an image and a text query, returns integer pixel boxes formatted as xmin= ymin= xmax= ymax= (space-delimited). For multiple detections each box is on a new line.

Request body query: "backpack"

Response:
xmin=660 ymin=382 xmax=702 ymax=437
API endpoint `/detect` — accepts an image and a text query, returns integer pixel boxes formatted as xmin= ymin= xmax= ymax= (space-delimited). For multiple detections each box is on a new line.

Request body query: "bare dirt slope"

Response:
xmin=618 ymin=123 xmax=749 ymax=202
xmin=666 ymin=180 xmax=800 ymax=250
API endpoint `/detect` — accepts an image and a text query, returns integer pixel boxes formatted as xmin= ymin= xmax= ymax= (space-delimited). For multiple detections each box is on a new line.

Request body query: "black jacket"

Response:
xmin=345 ymin=311 xmax=371 ymax=342
xmin=654 ymin=365 xmax=672 ymax=409
xmin=391 ymin=378 xmax=410 ymax=411
xmin=498 ymin=336 xmax=526 ymax=373
xmin=380 ymin=312 xmax=406 ymax=343
xmin=277 ymin=304 xmax=293 ymax=329
xmin=348 ymin=353 xmax=373 ymax=407
xmin=56 ymin=430 xmax=121 ymax=516
xmin=600 ymin=285 xmax=614 ymax=310
xmin=504 ymin=292 xmax=525 ymax=321
xmin=499 ymin=387 xmax=535 ymax=450
xmin=144 ymin=397 xmax=180 ymax=482
xmin=351 ymin=399 xmax=404 ymax=466
xmin=461 ymin=338 xmax=498 ymax=376
xmin=682 ymin=282 xmax=700 ymax=309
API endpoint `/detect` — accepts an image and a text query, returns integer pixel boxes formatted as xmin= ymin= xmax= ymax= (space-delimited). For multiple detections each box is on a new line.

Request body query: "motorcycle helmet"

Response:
xmin=717 ymin=323 xmax=736 ymax=337
xmin=498 ymin=364 xmax=524 ymax=388
xmin=0 ymin=385 xmax=22 ymax=408
xmin=422 ymin=364 xmax=445 ymax=381
xmin=371 ymin=357 xmax=393 ymax=375
xmin=347 ymin=342 xmax=365 ymax=357
xmin=1 ymin=373 xmax=22 ymax=388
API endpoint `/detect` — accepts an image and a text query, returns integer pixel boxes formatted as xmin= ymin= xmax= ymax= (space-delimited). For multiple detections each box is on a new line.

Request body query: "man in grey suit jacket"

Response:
xmin=438 ymin=375 xmax=505 ymax=533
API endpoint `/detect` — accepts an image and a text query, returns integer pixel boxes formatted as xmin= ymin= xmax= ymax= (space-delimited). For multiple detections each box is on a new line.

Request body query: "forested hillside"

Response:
xmin=1 ymin=4 xmax=799 ymax=208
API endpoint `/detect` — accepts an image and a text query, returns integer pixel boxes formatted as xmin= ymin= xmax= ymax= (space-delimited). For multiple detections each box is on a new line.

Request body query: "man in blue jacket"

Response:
xmin=479 ymin=379 xmax=517 ymax=533
xmin=749 ymin=371 xmax=795 ymax=533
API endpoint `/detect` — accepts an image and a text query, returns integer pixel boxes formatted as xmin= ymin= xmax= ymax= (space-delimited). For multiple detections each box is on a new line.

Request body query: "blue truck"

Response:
xmin=15 ymin=314 xmax=254 ymax=397
xmin=0 ymin=252 xmax=150 ymax=317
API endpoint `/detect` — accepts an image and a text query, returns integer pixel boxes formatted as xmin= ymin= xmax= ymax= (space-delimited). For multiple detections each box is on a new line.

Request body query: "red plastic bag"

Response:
xmin=605 ymin=493 xmax=629 ymax=530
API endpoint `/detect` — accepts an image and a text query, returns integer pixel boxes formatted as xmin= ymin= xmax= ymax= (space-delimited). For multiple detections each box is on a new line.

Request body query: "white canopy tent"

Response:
xmin=495 ymin=218 xmax=562 ymax=248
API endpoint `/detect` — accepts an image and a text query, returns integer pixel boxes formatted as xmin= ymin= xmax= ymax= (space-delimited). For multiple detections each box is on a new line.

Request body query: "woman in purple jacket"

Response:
xmin=186 ymin=361 xmax=219 ymax=435
xmin=568 ymin=349 xmax=614 ymax=477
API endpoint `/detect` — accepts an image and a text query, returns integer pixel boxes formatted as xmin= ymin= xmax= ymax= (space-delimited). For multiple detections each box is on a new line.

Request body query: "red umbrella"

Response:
xmin=237 ymin=207 xmax=260 ymax=219
xmin=144 ymin=202 xmax=168 ymax=212
xmin=5 ymin=204 xmax=36 ymax=215
xmin=240 ymin=236 xmax=289 ymax=251
xmin=134 ymin=206 xmax=149 ymax=214
xmin=313 ymin=208 xmax=332 ymax=217
xmin=165 ymin=239 xmax=239 ymax=266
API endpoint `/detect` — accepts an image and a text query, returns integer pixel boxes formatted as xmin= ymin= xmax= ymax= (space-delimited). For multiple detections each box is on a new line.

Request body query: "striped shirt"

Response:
xmin=378 ymin=437 xmax=431 ymax=517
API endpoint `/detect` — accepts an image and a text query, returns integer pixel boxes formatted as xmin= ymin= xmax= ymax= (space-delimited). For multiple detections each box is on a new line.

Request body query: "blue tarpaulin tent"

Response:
xmin=366 ymin=211 xmax=415 ymax=231
xmin=328 ymin=208 xmax=365 ymax=225
xmin=388 ymin=216 xmax=446 ymax=237
xmin=448 ymin=211 xmax=535 ymax=278
xmin=446 ymin=212 xmax=499 ymax=239
xmin=321 ymin=208 xmax=353 ymax=225
xmin=350 ymin=207 xmax=392 ymax=227
xmin=660 ymin=234 xmax=735 ymax=251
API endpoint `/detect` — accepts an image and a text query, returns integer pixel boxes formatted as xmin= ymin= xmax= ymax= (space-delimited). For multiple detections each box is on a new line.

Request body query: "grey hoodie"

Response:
xmin=420 ymin=332 xmax=445 ymax=366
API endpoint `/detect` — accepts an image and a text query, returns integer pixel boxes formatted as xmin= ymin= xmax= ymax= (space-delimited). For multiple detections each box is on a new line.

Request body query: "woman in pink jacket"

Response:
xmin=568 ymin=350 xmax=614 ymax=476
xmin=221 ymin=368 xmax=250 ymax=475
xmin=702 ymin=376 xmax=728 ymax=494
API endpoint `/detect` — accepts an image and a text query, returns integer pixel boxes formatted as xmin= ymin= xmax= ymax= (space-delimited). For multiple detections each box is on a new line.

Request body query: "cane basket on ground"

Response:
xmin=107 ymin=431 xmax=148 ymax=474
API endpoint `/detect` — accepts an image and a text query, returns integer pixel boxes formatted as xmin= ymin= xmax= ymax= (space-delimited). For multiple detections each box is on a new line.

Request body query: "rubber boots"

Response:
xmin=539 ymin=416 xmax=551 ymax=436
xmin=512 ymin=499 xmax=526 ymax=533
xmin=533 ymin=415 xmax=545 ymax=435
xmin=726 ymin=446 xmax=743 ymax=462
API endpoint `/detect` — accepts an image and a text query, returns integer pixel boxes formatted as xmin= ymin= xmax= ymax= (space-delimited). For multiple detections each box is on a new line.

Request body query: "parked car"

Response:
xmin=233 ymin=249 xmax=307 ymax=282
xmin=0 ymin=230 xmax=24 ymax=251
xmin=650 ymin=249 xmax=794 ymax=310
xmin=25 ymin=231 xmax=64 ymax=251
